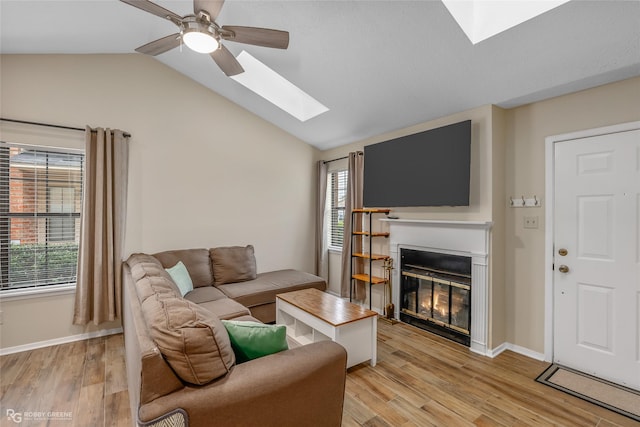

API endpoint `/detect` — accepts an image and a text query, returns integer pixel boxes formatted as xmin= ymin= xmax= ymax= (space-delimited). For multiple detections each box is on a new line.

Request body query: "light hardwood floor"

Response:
xmin=1 ymin=334 xmax=131 ymax=427
xmin=1 ymin=320 xmax=638 ymax=427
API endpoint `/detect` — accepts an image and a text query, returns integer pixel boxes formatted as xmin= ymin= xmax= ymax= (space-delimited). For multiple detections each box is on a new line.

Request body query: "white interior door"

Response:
xmin=553 ymin=127 xmax=640 ymax=390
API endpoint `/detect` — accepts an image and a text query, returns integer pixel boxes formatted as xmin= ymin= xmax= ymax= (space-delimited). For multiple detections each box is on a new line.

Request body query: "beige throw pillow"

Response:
xmin=210 ymin=245 xmax=257 ymax=286
xmin=141 ymin=294 xmax=235 ymax=385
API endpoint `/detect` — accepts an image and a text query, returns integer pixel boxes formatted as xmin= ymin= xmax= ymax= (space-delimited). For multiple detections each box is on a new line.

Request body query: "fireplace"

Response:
xmin=400 ymin=248 xmax=472 ymax=346
xmin=382 ymin=218 xmax=491 ymax=355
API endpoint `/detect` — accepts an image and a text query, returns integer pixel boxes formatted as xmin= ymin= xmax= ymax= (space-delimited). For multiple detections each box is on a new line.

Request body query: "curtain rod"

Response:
xmin=323 ymin=151 xmax=363 ymax=164
xmin=0 ymin=117 xmax=132 ymax=138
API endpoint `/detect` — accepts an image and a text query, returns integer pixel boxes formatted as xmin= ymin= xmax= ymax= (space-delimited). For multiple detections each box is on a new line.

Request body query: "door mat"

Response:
xmin=536 ymin=364 xmax=640 ymax=421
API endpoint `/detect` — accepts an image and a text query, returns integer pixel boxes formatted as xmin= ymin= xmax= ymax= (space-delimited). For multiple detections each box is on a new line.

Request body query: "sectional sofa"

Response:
xmin=123 ymin=246 xmax=347 ymax=426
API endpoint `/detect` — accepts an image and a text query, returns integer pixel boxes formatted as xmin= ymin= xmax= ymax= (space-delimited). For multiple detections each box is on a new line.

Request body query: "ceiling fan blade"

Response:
xmin=211 ymin=45 xmax=244 ymax=77
xmin=194 ymin=0 xmax=225 ymax=21
xmin=135 ymin=33 xmax=181 ymax=56
xmin=120 ymin=0 xmax=182 ymax=23
xmin=221 ymin=26 xmax=289 ymax=49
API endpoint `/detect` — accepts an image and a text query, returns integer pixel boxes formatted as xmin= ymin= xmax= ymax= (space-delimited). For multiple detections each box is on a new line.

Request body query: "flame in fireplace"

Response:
xmin=420 ymin=293 xmax=448 ymax=317
xmin=418 ymin=292 xmax=452 ymax=318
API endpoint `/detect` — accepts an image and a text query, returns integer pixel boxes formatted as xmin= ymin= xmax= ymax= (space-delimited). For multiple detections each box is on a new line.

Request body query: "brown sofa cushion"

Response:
xmin=136 ymin=275 xmax=181 ymax=303
xmin=210 ymin=245 xmax=257 ymax=286
xmin=197 ymin=298 xmax=252 ymax=320
xmin=126 ymin=254 xmax=181 ymax=301
xmin=183 ymin=286 xmax=228 ymax=304
xmin=153 ymin=249 xmax=213 ymax=288
xmin=127 ymin=253 xmax=174 ymax=282
xmin=141 ymin=294 xmax=235 ymax=385
xmin=216 ymin=269 xmax=327 ymax=309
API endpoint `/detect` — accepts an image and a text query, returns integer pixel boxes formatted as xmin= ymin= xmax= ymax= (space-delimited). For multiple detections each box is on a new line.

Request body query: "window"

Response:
xmin=328 ymin=170 xmax=348 ymax=248
xmin=0 ymin=143 xmax=84 ymax=290
xmin=48 ymin=187 xmax=76 ymax=241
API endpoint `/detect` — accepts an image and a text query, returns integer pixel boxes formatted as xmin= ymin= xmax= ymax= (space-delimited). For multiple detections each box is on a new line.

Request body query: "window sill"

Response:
xmin=328 ymin=246 xmax=343 ymax=254
xmin=0 ymin=283 xmax=76 ymax=302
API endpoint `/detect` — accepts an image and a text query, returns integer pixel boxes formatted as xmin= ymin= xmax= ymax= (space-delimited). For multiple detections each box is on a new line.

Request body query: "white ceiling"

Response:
xmin=1 ymin=0 xmax=639 ymax=150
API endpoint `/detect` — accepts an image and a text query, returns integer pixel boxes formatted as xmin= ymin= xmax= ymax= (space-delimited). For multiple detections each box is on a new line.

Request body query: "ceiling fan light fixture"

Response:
xmin=122 ymin=0 xmax=290 ymax=76
xmin=181 ymin=18 xmax=219 ymax=53
xmin=183 ymin=29 xmax=219 ymax=53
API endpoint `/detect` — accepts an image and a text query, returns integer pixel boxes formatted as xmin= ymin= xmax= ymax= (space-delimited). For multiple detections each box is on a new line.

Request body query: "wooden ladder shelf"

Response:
xmin=350 ymin=208 xmax=391 ymax=309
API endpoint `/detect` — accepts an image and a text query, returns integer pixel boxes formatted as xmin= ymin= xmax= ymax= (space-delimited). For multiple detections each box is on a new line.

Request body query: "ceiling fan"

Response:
xmin=120 ymin=0 xmax=289 ymax=76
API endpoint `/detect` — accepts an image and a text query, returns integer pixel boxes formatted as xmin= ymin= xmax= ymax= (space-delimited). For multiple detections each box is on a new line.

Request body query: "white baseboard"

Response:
xmin=488 ymin=342 xmax=546 ymax=361
xmin=0 ymin=327 xmax=123 ymax=356
xmin=378 ymin=317 xmax=546 ymax=362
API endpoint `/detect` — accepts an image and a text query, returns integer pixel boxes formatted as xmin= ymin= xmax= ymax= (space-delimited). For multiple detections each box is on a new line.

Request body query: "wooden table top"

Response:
xmin=276 ymin=288 xmax=378 ymax=327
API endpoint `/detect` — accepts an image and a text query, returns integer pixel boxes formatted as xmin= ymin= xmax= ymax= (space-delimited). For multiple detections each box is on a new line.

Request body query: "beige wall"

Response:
xmin=0 ymin=54 xmax=318 ymax=350
xmin=490 ymin=106 xmax=507 ymax=349
xmin=504 ymin=76 xmax=640 ymax=353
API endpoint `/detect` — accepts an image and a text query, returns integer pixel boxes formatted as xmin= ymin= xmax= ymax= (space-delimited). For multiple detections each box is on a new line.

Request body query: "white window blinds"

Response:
xmin=0 ymin=142 xmax=84 ymax=290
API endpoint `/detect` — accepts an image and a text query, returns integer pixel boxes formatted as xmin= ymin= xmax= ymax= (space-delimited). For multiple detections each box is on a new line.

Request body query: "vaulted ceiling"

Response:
xmin=1 ymin=1 xmax=639 ymax=150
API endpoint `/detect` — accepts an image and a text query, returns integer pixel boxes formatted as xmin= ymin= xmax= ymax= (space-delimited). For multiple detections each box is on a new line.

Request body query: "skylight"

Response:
xmin=231 ymin=51 xmax=329 ymax=122
xmin=442 ymin=0 xmax=570 ymax=44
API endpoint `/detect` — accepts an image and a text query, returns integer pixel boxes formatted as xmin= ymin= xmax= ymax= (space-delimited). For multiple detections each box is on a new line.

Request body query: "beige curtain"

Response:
xmin=73 ymin=127 xmax=129 ymax=325
xmin=315 ymin=161 xmax=329 ymax=280
xmin=340 ymin=151 xmax=364 ymax=299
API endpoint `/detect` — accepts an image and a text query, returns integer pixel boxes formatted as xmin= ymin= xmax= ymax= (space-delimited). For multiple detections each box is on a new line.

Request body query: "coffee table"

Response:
xmin=276 ymin=288 xmax=378 ymax=368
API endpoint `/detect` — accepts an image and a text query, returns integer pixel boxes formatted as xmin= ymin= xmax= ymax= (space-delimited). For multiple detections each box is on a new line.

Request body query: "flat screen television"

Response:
xmin=363 ymin=120 xmax=471 ymax=207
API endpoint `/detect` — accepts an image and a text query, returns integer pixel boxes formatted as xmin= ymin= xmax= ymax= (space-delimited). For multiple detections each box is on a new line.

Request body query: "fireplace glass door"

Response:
xmin=399 ymin=248 xmax=472 ymax=346
xmin=401 ymin=270 xmax=471 ymax=342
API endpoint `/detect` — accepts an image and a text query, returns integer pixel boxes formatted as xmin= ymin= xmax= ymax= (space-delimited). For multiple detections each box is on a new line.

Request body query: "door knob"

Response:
xmin=558 ymin=265 xmax=570 ymax=273
xmin=558 ymin=248 xmax=568 ymax=256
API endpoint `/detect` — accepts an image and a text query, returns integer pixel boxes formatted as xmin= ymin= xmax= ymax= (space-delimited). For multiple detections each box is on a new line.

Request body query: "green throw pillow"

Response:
xmin=165 ymin=261 xmax=194 ymax=297
xmin=221 ymin=320 xmax=288 ymax=363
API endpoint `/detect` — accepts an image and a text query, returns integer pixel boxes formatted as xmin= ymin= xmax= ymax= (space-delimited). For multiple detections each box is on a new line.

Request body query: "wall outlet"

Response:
xmin=524 ymin=216 xmax=539 ymax=229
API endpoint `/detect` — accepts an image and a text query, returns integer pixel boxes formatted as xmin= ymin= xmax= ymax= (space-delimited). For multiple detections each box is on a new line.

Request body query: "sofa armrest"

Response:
xmin=138 ymin=340 xmax=347 ymax=427
xmin=123 ymin=263 xmax=184 ymax=422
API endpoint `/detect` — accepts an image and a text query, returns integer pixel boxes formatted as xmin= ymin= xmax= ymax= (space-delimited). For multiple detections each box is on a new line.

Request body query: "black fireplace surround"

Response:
xmin=400 ymin=248 xmax=472 ymax=346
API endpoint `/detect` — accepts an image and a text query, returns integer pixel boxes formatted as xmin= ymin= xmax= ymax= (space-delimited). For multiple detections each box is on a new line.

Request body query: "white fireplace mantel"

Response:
xmin=381 ymin=218 xmax=492 ymax=355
